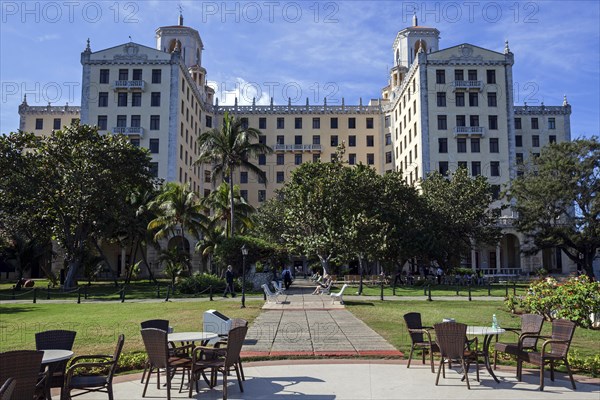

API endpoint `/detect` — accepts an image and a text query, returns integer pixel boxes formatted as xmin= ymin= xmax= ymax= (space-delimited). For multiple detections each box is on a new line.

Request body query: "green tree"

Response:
xmin=195 ymin=112 xmax=272 ymax=238
xmin=508 ymin=138 xmax=600 ymax=276
xmin=202 ymin=182 xmax=255 ymax=236
xmin=421 ymin=168 xmax=502 ymax=269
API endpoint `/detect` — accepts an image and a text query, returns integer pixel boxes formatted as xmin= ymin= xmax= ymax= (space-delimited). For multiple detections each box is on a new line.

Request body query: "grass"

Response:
xmin=354 ymin=282 xmax=529 ymax=297
xmin=0 ymin=300 xmax=262 ymax=355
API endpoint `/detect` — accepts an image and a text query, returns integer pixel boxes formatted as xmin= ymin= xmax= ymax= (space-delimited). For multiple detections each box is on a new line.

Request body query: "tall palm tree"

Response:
xmin=202 ymin=182 xmax=255 ymax=236
xmin=195 ymin=112 xmax=272 ymax=238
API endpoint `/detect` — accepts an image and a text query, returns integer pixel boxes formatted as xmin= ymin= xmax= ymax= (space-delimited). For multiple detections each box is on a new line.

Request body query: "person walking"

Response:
xmin=283 ymin=267 xmax=293 ymax=290
xmin=223 ymin=265 xmax=235 ymax=297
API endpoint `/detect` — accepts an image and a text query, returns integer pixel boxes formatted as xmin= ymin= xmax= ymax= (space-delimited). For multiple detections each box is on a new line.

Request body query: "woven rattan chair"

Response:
xmin=215 ymin=318 xmax=248 ymax=381
xmin=189 ymin=325 xmax=248 ymax=399
xmin=140 ymin=328 xmax=192 ymax=400
xmin=494 ymin=313 xmax=544 ymax=373
xmin=0 ymin=377 xmax=16 ymax=400
xmin=433 ymin=322 xmax=480 ymax=389
xmin=35 ymin=329 xmax=77 ymax=394
xmin=403 ymin=312 xmax=439 ymax=372
xmin=140 ymin=320 xmax=170 ymax=384
xmin=517 ymin=319 xmax=576 ymax=391
xmin=62 ymin=334 xmax=124 ymax=400
xmin=0 ymin=350 xmax=44 ymax=400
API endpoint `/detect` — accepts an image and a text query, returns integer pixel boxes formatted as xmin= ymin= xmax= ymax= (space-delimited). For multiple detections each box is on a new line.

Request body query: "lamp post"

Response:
xmin=241 ymin=244 xmax=248 ymax=308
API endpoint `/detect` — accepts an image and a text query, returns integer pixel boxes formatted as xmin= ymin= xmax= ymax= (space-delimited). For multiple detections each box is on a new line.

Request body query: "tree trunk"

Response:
xmin=64 ymin=260 xmax=80 ymax=289
xmin=318 ymin=254 xmax=330 ymax=276
xmin=139 ymin=241 xmax=157 ymax=284
xmin=357 ymin=255 xmax=365 ymax=295
xmin=229 ymin=170 xmax=235 ymax=239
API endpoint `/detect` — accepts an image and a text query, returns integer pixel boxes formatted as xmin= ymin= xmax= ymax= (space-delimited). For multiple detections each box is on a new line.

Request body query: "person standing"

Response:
xmin=223 ymin=265 xmax=235 ymax=298
xmin=283 ymin=267 xmax=293 ymax=290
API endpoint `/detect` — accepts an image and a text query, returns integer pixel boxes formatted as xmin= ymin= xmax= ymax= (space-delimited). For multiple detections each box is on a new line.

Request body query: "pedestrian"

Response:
xmin=283 ymin=266 xmax=293 ymax=290
xmin=436 ymin=267 xmax=443 ymax=285
xmin=223 ymin=265 xmax=235 ymax=298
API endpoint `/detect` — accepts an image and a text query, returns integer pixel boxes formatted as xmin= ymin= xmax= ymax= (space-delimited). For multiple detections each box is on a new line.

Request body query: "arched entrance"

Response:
xmin=500 ymin=234 xmax=521 ymax=272
xmin=168 ymin=236 xmax=190 ymax=254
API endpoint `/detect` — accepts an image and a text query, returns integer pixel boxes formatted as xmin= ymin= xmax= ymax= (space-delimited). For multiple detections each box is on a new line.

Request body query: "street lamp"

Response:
xmin=241 ymin=244 xmax=248 ymax=308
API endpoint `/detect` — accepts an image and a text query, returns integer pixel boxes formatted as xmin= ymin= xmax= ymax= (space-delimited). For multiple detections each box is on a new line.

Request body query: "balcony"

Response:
xmin=112 ymin=80 xmax=146 ymax=91
xmin=113 ymin=126 xmax=144 ymax=137
xmin=453 ymin=126 xmax=485 ymax=137
xmin=274 ymin=144 xmax=322 ymax=152
xmin=452 ymin=80 xmax=483 ymax=92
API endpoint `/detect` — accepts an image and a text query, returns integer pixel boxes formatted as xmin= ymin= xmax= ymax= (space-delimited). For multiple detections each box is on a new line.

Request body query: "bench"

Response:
xmin=262 ymin=284 xmax=281 ymax=304
xmin=331 ymin=284 xmax=348 ymax=305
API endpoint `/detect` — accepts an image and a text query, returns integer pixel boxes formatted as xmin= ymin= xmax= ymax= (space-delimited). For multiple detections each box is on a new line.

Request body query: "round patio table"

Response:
xmin=467 ymin=326 xmax=505 ymax=383
xmin=168 ymin=331 xmax=219 ymax=346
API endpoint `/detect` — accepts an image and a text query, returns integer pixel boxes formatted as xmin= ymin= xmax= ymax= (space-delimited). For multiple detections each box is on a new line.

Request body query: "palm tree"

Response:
xmin=195 ymin=112 xmax=272 ymax=238
xmin=202 ymin=182 xmax=255 ymax=236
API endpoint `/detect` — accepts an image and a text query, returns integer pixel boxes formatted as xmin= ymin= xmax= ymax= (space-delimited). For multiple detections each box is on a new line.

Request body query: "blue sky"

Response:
xmin=1 ymin=0 xmax=598 ymax=138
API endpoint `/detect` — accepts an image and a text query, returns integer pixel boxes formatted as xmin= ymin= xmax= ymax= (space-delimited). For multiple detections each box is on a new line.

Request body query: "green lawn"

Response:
xmin=353 ymin=282 xmax=529 ymax=297
xmin=0 ymin=300 xmax=262 ymax=355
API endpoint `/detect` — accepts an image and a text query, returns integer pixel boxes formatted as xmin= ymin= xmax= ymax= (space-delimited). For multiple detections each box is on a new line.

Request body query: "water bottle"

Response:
xmin=492 ymin=314 xmax=498 ymax=329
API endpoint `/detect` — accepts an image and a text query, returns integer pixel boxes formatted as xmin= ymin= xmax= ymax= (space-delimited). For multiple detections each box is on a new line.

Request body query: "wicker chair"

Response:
xmin=35 ymin=329 xmax=77 ymax=394
xmin=433 ymin=322 xmax=480 ymax=389
xmin=494 ymin=313 xmax=544 ymax=374
xmin=0 ymin=350 xmax=44 ymax=400
xmin=403 ymin=312 xmax=439 ymax=372
xmin=140 ymin=328 xmax=192 ymax=400
xmin=517 ymin=319 xmax=576 ymax=391
xmin=0 ymin=377 xmax=16 ymax=400
xmin=62 ymin=334 xmax=124 ymax=400
xmin=189 ymin=325 xmax=248 ymax=399
xmin=215 ymin=318 xmax=248 ymax=381
xmin=140 ymin=320 xmax=171 ymax=384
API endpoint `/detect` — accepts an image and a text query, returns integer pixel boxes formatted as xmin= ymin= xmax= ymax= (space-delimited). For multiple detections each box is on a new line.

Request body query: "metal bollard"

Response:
xmin=468 ymin=285 xmax=472 ymax=301
xmin=157 ymin=285 xmax=161 ymax=298
xmin=427 ymin=286 xmax=432 ymax=301
xmin=488 ymin=282 xmax=491 ymax=296
xmin=165 ymin=285 xmax=171 ymax=302
xmin=33 ymin=288 xmax=37 ymax=303
xmin=77 ymin=288 xmax=81 ymax=304
xmin=380 ymin=280 xmax=384 ymax=301
xmin=84 ymin=286 xmax=88 ymax=300
xmin=513 ymin=281 xmax=517 ymax=295
xmin=120 ymin=286 xmax=126 ymax=303
xmin=209 ymin=285 xmax=213 ymax=301
xmin=505 ymin=282 xmax=508 ymax=297
xmin=47 ymin=284 xmax=51 ymax=300
xmin=392 ymin=282 xmax=396 ymax=296
xmin=456 ymin=285 xmax=459 ymax=296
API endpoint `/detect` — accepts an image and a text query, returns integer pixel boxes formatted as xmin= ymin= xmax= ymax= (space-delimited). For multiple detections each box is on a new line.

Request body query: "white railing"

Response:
xmin=273 ymin=144 xmax=322 ymax=152
xmin=453 ymin=126 xmax=485 ymax=136
xmin=452 ymin=80 xmax=483 ymax=91
xmin=113 ymin=80 xmax=146 ymax=91
xmin=113 ymin=126 xmax=144 ymax=136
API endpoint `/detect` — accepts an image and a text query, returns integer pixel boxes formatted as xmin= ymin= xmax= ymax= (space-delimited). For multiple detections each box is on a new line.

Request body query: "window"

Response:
xmin=436 ymin=69 xmax=445 ymax=84
xmin=471 ymin=138 xmax=480 ymax=153
xmin=149 ymin=162 xmax=159 ymax=177
xmin=132 ymin=92 xmax=141 ymax=107
xmin=470 ymin=115 xmax=479 ymax=127
xmin=204 ymin=171 xmax=211 ymax=183
xmin=35 ymin=118 xmax=43 ymax=129
xmin=491 ymin=185 xmax=501 ymax=200
xmin=294 ymin=154 xmax=302 ymax=165
xmin=515 ymin=135 xmax=522 ymax=147
xmin=487 ymin=93 xmax=497 ymax=107
xmin=295 ymin=135 xmax=302 ymax=145
xmin=486 ymin=69 xmax=496 ymax=84
xmin=276 ymin=171 xmax=284 ymax=183
xmin=239 ymin=171 xmax=248 ymax=184
xmin=276 ymin=154 xmax=284 ymax=165
xmin=117 ymin=93 xmax=127 ymax=107
xmin=366 ymin=135 xmax=374 ymax=147
xmin=349 ymin=153 xmax=356 ymax=165
xmin=489 ymin=138 xmax=499 ymax=153
xmin=331 ymin=135 xmax=338 ymax=146
xmin=118 ymin=69 xmax=128 ymax=80
xmin=439 ymin=161 xmax=449 ymax=175
xmin=131 ymin=115 xmax=140 ymax=127
xmin=99 ymin=69 xmax=110 ymax=84
xmin=276 ymin=135 xmax=284 ymax=145
xmin=241 ymin=118 xmax=249 ymax=130
xmin=455 ymin=92 xmax=465 ymax=107
xmin=132 ymin=69 xmax=142 ymax=80
xmin=97 ymin=92 xmax=108 ymax=107
xmin=97 ymin=115 xmax=107 ymax=130
xmin=130 ymin=138 xmax=140 ymax=147
xmin=516 ymin=153 xmax=524 ymax=164
xmin=206 ymin=115 xmax=212 ymax=128
xmin=367 ymin=153 xmax=375 ymax=165
xmin=437 ymin=115 xmax=447 ymax=130
xmin=437 ymin=92 xmax=446 ymax=107
xmin=313 ymin=135 xmax=320 ymax=145
xmin=151 ymin=69 xmax=161 ymax=84
xmin=532 ymin=135 xmax=540 ymax=147
xmin=259 ymin=117 xmax=266 ymax=129
xmin=240 ymin=190 xmax=248 ymax=201
xmin=258 ymin=135 xmax=266 ymax=145
xmin=312 ymin=117 xmax=320 ymax=129
xmin=116 ymin=115 xmax=127 ymax=128
xmin=330 ymin=117 xmax=338 ymax=129
xmin=468 ymin=69 xmax=477 ymax=81
xmin=150 ymin=115 xmax=160 ymax=130
xmin=531 ymin=118 xmax=539 ymax=129
xmin=258 ymin=190 xmax=266 ymax=202
xmin=458 ymin=161 xmax=468 ymax=170
xmin=438 ymin=138 xmax=448 ymax=153
xmin=366 ymin=118 xmax=374 ymax=129
xmin=258 ymin=154 xmax=266 ymax=165
xmin=385 ymin=151 xmax=392 ymax=164
xmin=469 ymin=92 xmax=478 ymax=107
xmin=490 ymin=161 xmax=500 ymax=177
xmin=488 ymin=115 xmax=498 ymax=130
xmin=548 ymin=117 xmax=556 ymax=129
xmin=53 ymin=118 xmax=61 ymax=130
xmin=385 ymin=116 xmax=391 ymax=128
xmin=514 ymin=117 xmax=522 ymax=129
xmin=549 ymin=135 xmax=556 ymax=144
xmin=277 ymin=117 xmax=285 ymax=129
xmin=471 ymin=161 xmax=481 ymax=176
xmin=147 ymin=92 xmax=160 ymax=107
xmin=385 ymin=133 xmax=391 ymax=145
xmin=454 ymin=69 xmax=464 ymax=81
xmin=348 ymin=135 xmax=356 ymax=147
xmin=149 ymin=138 xmax=159 ymax=153
xmin=348 ymin=117 xmax=356 ymax=129
xmin=457 ymin=138 xmax=467 ymax=153
xmin=295 ymin=117 xmax=302 ymax=129
xmin=456 ymin=115 xmax=466 ymax=127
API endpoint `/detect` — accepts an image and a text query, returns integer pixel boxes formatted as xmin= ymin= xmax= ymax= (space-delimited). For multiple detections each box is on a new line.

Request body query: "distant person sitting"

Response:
xmin=312 ymin=275 xmax=332 ymax=295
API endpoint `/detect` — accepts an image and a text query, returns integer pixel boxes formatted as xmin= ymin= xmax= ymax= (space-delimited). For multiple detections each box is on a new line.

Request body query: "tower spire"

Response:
xmin=412 ymin=12 xmax=418 ymax=26
xmin=178 ymin=4 xmax=184 ymax=25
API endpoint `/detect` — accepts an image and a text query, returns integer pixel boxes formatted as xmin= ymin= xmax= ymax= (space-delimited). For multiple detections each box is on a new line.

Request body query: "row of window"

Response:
xmin=437 ymin=115 xmax=498 ymax=129
xmin=272 ymin=134 xmax=375 ymax=147
xmin=437 ymin=137 xmax=500 ymax=154
xmin=436 ymin=92 xmax=497 ymax=107
xmin=250 ymin=116 xmax=374 ymax=130
xmin=439 ymin=161 xmax=501 ymax=177
xmin=435 ymin=69 xmax=496 ymax=84
xmin=515 ymin=117 xmax=556 ymax=130
xmin=35 ymin=117 xmax=78 ymax=130
xmin=515 ymin=134 xmax=556 ymax=147
xmin=99 ymin=68 xmax=162 ymax=84
xmin=97 ymin=115 xmax=160 ymax=130
xmin=98 ymin=92 xmax=161 ymax=107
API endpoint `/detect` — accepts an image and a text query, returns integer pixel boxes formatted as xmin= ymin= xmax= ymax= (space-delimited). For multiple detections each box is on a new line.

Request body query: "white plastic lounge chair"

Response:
xmin=262 ymin=284 xmax=281 ymax=304
xmin=319 ymin=280 xmax=333 ymax=295
xmin=330 ymin=284 xmax=348 ymax=304
xmin=271 ymin=280 xmax=284 ymax=295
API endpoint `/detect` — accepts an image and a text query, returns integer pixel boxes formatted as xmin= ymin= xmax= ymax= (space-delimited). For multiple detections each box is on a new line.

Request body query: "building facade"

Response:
xmin=17 ymin=16 xmax=574 ymax=277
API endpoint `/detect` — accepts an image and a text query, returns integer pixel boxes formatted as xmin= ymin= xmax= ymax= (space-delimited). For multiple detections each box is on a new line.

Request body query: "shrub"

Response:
xmin=177 ymin=273 xmax=225 ymax=294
